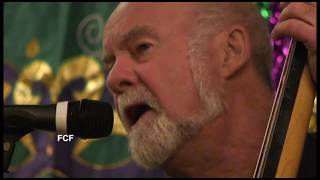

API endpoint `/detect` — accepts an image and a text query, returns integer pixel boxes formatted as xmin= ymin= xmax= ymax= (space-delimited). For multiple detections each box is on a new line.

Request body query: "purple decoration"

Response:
xmin=282 ymin=47 xmax=289 ymax=56
xmin=275 ymin=40 xmax=282 ymax=46
xmin=269 ymin=17 xmax=277 ymax=24
xmin=269 ymin=2 xmax=291 ymax=90
xmin=276 ymin=55 xmax=283 ymax=64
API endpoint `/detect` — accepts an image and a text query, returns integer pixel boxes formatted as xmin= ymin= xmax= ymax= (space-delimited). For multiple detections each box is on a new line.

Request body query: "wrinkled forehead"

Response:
xmin=103 ymin=2 xmax=196 ymax=46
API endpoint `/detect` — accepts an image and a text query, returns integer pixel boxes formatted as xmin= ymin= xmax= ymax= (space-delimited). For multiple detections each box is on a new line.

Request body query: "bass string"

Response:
xmin=253 ymin=39 xmax=297 ymax=177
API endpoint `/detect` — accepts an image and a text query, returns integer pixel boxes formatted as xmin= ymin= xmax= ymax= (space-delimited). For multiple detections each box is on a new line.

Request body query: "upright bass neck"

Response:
xmin=253 ymin=39 xmax=315 ymax=178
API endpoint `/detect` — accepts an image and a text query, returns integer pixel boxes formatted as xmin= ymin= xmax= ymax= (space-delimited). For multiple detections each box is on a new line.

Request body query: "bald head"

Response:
xmin=104 ymin=2 xmax=272 ymax=88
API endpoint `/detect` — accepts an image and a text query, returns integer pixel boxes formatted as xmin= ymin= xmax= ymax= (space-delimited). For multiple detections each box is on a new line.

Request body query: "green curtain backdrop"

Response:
xmin=3 ymin=2 xmax=167 ymax=178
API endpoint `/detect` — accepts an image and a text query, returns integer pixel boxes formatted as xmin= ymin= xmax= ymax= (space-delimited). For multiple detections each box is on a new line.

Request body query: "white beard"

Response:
xmin=117 ymin=37 xmax=226 ymax=169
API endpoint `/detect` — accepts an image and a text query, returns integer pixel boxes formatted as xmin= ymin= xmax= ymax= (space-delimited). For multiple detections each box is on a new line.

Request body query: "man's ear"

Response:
xmin=220 ymin=25 xmax=251 ymax=79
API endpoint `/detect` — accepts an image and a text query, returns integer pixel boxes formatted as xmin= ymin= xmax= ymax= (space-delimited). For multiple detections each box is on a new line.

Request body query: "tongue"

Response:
xmin=132 ymin=105 xmax=151 ymax=124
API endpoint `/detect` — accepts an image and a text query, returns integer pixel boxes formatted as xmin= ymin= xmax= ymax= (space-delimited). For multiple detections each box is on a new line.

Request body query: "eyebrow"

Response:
xmin=119 ymin=25 xmax=160 ymax=46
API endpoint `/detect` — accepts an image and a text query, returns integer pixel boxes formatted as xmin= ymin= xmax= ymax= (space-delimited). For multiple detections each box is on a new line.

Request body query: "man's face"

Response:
xmin=104 ymin=3 xmax=225 ymax=168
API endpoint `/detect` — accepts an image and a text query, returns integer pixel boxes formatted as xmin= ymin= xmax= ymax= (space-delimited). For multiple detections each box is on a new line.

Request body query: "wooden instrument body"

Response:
xmin=254 ymin=40 xmax=316 ymax=178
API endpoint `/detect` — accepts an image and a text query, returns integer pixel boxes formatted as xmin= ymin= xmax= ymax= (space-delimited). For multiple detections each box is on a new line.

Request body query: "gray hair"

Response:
xmin=191 ymin=2 xmax=273 ymax=88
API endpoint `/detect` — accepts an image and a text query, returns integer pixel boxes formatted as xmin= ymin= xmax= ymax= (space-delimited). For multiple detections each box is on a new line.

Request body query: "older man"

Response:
xmin=102 ymin=2 xmax=316 ymax=177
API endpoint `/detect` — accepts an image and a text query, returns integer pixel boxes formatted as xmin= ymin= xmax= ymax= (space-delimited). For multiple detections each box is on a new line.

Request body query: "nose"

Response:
xmin=106 ymin=55 xmax=138 ymax=95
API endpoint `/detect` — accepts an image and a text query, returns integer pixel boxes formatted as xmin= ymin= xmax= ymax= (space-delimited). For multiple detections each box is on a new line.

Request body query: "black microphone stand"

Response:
xmin=4 ymin=110 xmax=33 ymax=173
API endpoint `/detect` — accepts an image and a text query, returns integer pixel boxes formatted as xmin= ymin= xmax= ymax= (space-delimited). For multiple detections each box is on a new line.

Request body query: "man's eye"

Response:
xmin=135 ymin=43 xmax=152 ymax=54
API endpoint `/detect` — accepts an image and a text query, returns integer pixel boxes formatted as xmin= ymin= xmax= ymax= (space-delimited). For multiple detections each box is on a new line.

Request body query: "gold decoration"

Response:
xmin=73 ymin=154 xmax=132 ymax=171
xmin=72 ymin=138 xmax=131 ymax=170
xmin=73 ymin=143 xmax=131 ymax=170
xmin=26 ymin=38 xmax=40 ymax=59
xmin=21 ymin=134 xmax=37 ymax=156
xmin=308 ymin=97 xmax=317 ymax=133
xmin=34 ymin=167 xmax=68 ymax=178
xmin=46 ymin=144 xmax=54 ymax=156
xmin=14 ymin=60 xmax=53 ymax=105
xmin=112 ymin=110 xmax=127 ymax=136
xmin=73 ymin=138 xmax=94 ymax=156
xmin=50 ymin=55 xmax=104 ymax=102
xmin=3 ymin=81 xmax=12 ymax=100
xmin=9 ymin=55 xmax=130 ymax=171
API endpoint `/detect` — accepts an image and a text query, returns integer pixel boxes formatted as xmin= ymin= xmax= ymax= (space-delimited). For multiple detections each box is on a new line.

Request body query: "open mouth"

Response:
xmin=125 ymin=103 xmax=152 ymax=126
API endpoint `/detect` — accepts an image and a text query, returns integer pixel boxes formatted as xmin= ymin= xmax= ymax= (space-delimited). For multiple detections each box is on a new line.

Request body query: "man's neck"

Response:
xmin=162 ymin=78 xmax=273 ymax=177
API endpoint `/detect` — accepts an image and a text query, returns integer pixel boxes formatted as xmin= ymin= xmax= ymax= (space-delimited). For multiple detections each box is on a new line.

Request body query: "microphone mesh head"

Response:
xmin=70 ymin=99 xmax=114 ymax=139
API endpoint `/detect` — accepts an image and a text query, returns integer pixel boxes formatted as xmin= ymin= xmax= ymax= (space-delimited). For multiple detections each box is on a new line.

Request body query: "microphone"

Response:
xmin=4 ymin=99 xmax=114 ymax=139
